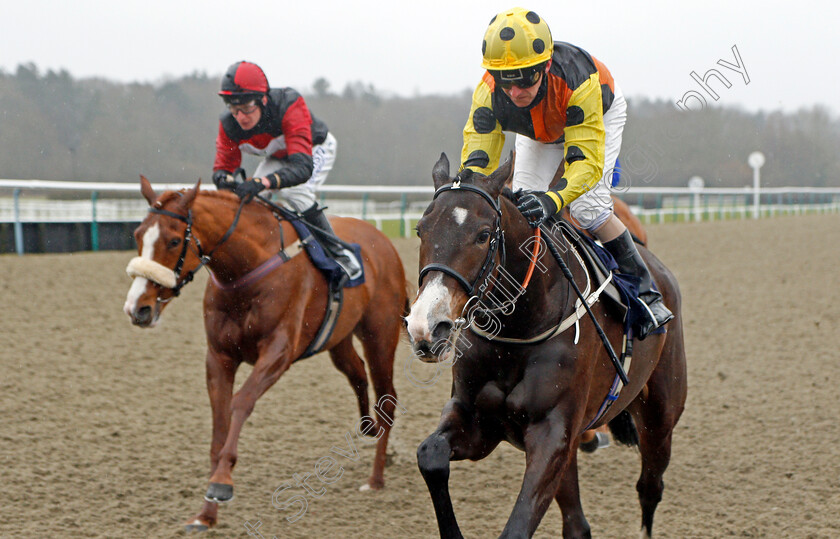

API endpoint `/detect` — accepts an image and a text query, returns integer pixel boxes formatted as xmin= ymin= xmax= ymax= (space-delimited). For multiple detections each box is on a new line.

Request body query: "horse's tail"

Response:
xmin=608 ymin=410 xmax=639 ymax=447
xmin=630 ymin=232 xmax=647 ymax=247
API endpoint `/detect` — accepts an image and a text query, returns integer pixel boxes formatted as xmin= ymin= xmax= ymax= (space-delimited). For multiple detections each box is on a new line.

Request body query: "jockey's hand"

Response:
xmin=213 ymin=170 xmax=236 ymax=191
xmin=516 ymin=191 xmax=559 ymax=228
xmin=234 ymin=177 xmax=266 ymax=200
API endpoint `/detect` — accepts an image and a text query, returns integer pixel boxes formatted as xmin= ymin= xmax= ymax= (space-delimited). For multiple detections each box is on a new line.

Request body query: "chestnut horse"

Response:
xmin=123 ymin=177 xmax=407 ymax=531
xmin=406 ymin=155 xmax=686 ymax=538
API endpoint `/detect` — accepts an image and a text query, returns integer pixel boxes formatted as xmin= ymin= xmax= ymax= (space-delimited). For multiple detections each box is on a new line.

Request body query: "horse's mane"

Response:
xmin=500 ymin=187 xmax=518 ymax=203
xmin=200 ymin=189 xmax=238 ymax=201
xmin=446 ymin=168 xmax=519 ymax=205
xmin=157 ymin=187 xmax=242 ymax=210
xmin=155 ymin=190 xmax=184 ymax=207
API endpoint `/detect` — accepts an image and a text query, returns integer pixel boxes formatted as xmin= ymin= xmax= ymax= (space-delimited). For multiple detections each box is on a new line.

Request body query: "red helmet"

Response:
xmin=218 ymin=61 xmax=269 ymax=104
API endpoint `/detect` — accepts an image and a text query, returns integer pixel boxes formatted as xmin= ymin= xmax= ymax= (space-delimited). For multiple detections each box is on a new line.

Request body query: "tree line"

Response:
xmin=1 ymin=64 xmax=837 ymax=188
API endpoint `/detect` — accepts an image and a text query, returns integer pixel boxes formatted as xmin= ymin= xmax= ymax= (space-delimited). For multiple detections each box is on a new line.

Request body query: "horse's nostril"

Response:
xmin=431 ymin=320 xmax=454 ymax=343
xmin=136 ymin=306 xmax=152 ymax=324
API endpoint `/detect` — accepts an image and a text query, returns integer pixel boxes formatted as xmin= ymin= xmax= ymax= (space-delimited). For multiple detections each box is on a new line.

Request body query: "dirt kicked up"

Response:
xmin=1 ymin=214 xmax=838 ymax=538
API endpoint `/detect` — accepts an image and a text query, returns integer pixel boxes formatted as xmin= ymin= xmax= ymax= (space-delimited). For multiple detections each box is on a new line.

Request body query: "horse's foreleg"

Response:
xmin=186 ymin=351 xmax=237 ymax=531
xmin=206 ymin=348 xmax=292 ymax=504
xmin=417 ymin=400 xmax=500 ymax=539
xmin=501 ymin=409 xmax=573 ymax=539
xmin=417 ymin=431 xmax=462 ymax=539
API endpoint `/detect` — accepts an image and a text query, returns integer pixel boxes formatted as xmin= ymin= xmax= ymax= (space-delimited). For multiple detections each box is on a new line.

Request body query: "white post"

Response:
xmin=688 ymin=176 xmax=704 ymax=222
xmin=748 ymin=151 xmax=765 ymax=219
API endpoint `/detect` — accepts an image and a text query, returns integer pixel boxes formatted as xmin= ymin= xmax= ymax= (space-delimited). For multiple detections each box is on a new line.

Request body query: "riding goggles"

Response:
xmin=492 ymin=65 xmax=544 ymax=89
xmin=227 ymin=101 xmax=260 ymax=116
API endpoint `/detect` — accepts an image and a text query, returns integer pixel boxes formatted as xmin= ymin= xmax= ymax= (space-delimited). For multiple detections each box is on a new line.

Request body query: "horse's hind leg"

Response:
xmin=630 ymin=336 xmax=687 ymax=538
xmin=553 ymin=449 xmax=591 ymax=538
xmin=631 ymin=401 xmax=675 ymax=539
xmin=328 ymin=335 xmax=371 ymax=421
xmin=355 ymin=313 xmax=401 ymax=490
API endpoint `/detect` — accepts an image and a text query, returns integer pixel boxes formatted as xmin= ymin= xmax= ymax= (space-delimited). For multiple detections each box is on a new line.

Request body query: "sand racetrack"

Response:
xmin=1 ymin=214 xmax=838 ymax=538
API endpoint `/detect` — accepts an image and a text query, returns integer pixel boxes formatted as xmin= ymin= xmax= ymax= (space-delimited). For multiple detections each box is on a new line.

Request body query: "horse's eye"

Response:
xmin=168 ymin=238 xmax=181 ymax=249
xmin=476 ymin=230 xmax=491 ymax=244
xmin=414 ymin=226 xmax=422 ymax=238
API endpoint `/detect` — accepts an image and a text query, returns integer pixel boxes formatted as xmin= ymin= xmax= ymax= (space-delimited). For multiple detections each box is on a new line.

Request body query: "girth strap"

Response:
xmin=300 ymin=284 xmax=344 ymax=359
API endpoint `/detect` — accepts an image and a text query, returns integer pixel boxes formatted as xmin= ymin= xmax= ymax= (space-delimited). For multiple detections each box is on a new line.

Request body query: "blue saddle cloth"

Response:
xmin=287 ymin=219 xmax=365 ymax=289
xmin=574 ymin=231 xmax=665 ymax=337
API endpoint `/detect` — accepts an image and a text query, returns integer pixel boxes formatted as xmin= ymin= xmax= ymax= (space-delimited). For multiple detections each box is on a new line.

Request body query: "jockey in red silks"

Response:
xmin=212 ymin=60 xmax=361 ymax=281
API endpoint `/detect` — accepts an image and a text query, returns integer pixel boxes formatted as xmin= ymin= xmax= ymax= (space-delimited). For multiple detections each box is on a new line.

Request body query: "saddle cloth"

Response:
xmin=286 ymin=218 xmax=365 ymax=289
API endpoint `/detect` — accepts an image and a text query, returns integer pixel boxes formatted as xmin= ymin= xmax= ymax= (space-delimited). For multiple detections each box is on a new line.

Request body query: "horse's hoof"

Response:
xmin=204 ymin=482 xmax=234 ymax=503
xmin=579 ymin=432 xmax=610 ymax=453
xmin=358 ymin=419 xmax=380 ymax=438
xmin=184 ymin=519 xmax=209 ymax=532
xmin=359 ymin=480 xmax=384 ymax=492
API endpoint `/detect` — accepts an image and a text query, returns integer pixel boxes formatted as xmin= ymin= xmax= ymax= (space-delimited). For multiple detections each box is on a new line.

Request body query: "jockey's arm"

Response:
xmin=261 ymin=92 xmax=315 ymax=189
xmin=213 ymin=122 xmax=242 ymax=189
xmin=542 ymin=75 xmax=606 ymax=211
xmin=261 ymin=152 xmax=314 ymax=189
xmin=459 ymin=75 xmax=505 ymax=175
xmin=213 ymin=122 xmax=242 ymax=187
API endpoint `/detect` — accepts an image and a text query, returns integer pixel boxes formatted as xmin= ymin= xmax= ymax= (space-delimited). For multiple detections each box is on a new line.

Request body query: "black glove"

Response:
xmin=516 ymin=191 xmax=560 ymax=228
xmin=234 ymin=178 xmax=266 ymax=200
xmin=213 ymin=170 xmax=236 ymax=191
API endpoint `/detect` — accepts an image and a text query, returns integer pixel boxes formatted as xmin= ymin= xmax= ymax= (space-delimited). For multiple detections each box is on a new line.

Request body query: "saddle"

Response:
xmin=547 ymin=217 xmax=663 ymax=338
xmin=286 ymin=218 xmax=365 ymax=289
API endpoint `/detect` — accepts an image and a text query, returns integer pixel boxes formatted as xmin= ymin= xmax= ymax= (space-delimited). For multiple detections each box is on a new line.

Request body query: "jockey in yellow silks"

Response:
xmin=459 ymin=7 xmax=673 ymax=338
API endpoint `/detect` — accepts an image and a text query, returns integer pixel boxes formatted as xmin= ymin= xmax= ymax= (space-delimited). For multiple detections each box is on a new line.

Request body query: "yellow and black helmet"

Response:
xmin=481 ymin=7 xmax=553 ymax=70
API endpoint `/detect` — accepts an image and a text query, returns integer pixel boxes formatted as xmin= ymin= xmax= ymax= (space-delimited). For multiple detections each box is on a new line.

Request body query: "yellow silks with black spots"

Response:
xmin=460 ymin=42 xmax=613 ymax=210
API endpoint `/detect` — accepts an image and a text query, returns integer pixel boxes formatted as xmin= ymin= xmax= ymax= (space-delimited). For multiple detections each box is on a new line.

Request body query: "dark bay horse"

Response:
xmin=405 ymin=155 xmax=687 ymax=538
xmin=123 ymin=177 xmax=407 ymax=531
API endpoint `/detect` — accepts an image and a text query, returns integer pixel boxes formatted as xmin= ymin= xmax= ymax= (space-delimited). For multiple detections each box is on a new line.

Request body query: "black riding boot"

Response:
xmin=603 ymin=229 xmax=674 ymax=339
xmin=302 ymin=204 xmax=362 ymax=282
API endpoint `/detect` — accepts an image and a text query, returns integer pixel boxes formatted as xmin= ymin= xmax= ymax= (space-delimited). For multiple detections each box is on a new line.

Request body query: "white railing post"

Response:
xmin=748 ymin=151 xmax=765 ymax=220
xmin=688 ymin=176 xmax=704 ymax=222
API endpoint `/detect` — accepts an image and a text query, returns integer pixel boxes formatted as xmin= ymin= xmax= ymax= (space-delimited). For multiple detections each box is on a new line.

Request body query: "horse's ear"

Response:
xmin=176 ymin=179 xmax=201 ymax=210
xmin=484 ymin=153 xmax=513 ymax=197
xmin=139 ymin=175 xmax=157 ymax=206
xmin=432 ymin=152 xmax=451 ymax=190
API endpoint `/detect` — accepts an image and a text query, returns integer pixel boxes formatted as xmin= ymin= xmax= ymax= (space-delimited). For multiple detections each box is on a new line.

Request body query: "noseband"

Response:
xmin=418 ymin=180 xmax=506 ymax=302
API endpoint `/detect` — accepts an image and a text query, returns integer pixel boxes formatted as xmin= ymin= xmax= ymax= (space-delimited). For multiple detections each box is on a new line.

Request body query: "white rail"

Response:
xmin=1 ymin=180 xmax=839 ymax=254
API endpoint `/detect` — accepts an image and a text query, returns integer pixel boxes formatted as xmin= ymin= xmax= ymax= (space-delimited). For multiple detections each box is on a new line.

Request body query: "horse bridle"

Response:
xmin=146 ymin=197 xmax=247 ymax=298
xmin=417 ymin=180 xmax=506 ymax=303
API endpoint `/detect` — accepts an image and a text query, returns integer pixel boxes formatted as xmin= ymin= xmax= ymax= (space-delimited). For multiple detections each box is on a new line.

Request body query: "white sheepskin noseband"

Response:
xmin=126 ymin=257 xmax=177 ymax=289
